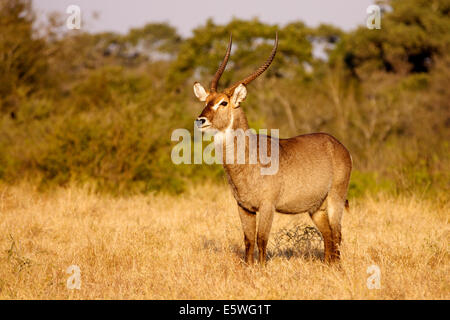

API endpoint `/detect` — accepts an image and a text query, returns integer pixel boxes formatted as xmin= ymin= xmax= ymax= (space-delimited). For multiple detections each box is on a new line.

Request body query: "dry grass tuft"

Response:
xmin=0 ymin=182 xmax=448 ymax=299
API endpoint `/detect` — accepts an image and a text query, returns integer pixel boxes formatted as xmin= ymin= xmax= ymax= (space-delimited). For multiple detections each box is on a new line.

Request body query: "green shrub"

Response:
xmin=348 ymin=170 xmax=396 ymax=199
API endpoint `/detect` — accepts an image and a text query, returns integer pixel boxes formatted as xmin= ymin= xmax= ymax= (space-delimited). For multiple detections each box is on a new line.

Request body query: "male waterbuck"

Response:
xmin=193 ymin=34 xmax=352 ymax=265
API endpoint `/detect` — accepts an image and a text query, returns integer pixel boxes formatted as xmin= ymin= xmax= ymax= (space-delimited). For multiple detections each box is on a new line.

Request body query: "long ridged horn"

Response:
xmin=225 ymin=32 xmax=278 ymax=95
xmin=210 ymin=34 xmax=232 ymax=92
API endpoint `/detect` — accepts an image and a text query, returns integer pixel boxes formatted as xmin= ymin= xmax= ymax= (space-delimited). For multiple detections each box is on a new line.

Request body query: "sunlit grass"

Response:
xmin=0 ymin=182 xmax=448 ymax=299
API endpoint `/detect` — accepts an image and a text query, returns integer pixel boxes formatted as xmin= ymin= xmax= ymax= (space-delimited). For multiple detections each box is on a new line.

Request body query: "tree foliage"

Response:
xmin=0 ymin=0 xmax=448 ymax=197
xmin=332 ymin=0 xmax=450 ymax=77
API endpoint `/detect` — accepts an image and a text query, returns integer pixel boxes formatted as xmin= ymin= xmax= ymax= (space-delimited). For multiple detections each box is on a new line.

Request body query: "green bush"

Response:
xmin=348 ymin=170 xmax=396 ymax=199
xmin=0 ymin=0 xmax=448 ymax=198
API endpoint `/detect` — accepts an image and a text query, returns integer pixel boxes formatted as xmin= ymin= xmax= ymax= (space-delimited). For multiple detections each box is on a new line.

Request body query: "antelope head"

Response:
xmin=194 ymin=33 xmax=278 ymax=132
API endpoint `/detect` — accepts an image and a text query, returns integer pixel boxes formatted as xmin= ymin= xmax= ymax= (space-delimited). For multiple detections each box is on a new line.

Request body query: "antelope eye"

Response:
xmin=220 ymin=101 xmax=228 ymax=106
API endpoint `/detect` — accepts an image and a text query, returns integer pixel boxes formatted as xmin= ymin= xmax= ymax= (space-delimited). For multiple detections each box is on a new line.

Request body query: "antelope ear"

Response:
xmin=193 ymin=82 xmax=208 ymax=101
xmin=231 ymin=84 xmax=247 ymax=107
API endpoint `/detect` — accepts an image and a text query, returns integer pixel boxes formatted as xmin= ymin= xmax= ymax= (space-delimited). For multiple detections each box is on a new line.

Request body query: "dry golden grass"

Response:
xmin=0 ymin=182 xmax=448 ymax=299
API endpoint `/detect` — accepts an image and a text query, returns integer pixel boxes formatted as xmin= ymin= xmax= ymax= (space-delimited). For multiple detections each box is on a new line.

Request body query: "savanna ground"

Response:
xmin=0 ymin=182 xmax=448 ymax=299
xmin=0 ymin=0 xmax=449 ymax=300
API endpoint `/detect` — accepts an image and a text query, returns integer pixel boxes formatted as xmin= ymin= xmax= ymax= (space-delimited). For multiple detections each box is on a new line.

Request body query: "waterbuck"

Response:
xmin=193 ymin=34 xmax=352 ymax=265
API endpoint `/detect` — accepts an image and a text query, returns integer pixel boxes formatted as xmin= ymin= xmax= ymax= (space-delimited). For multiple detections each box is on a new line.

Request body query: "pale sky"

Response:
xmin=34 ymin=0 xmax=375 ymax=37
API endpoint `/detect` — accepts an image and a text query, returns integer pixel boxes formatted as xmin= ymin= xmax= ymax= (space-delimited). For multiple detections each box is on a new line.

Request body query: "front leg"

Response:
xmin=237 ymin=205 xmax=256 ymax=265
xmin=257 ymin=203 xmax=275 ymax=266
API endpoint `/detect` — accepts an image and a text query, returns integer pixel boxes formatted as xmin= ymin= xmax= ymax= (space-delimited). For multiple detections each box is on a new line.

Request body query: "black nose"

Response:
xmin=196 ymin=118 xmax=206 ymax=127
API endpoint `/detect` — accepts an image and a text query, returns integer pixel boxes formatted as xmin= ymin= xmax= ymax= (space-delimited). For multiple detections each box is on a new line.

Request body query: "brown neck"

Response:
xmin=220 ymin=108 xmax=258 ymax=178
xmin=230 ymin=107 xmax=249 ymax=131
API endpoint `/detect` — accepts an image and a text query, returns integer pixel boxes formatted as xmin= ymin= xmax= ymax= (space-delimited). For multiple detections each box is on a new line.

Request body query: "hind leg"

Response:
xmin=327 ymin=165 xmax=351 ymax=262
xmin=327 ymin=143 xmax=352 ymax=261
xmin=327 ymin=195 xmax=345 ymax=261
xmin=310 ymin=208 xmax=333 ymax=263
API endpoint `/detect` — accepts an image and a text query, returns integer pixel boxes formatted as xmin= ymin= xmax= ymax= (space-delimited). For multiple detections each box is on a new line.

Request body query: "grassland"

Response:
xmin=0 ymin=182 xmax=448 ymax=299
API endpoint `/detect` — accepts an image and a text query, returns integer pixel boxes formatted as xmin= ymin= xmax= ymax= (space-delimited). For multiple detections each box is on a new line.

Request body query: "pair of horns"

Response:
xmin=209 ymin=32 xmax=278 ymax=95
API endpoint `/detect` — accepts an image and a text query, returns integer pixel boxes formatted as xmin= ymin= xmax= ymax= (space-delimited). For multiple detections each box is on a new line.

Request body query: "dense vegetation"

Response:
xmin=0 ymin=0 xmax=448 ymax=198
